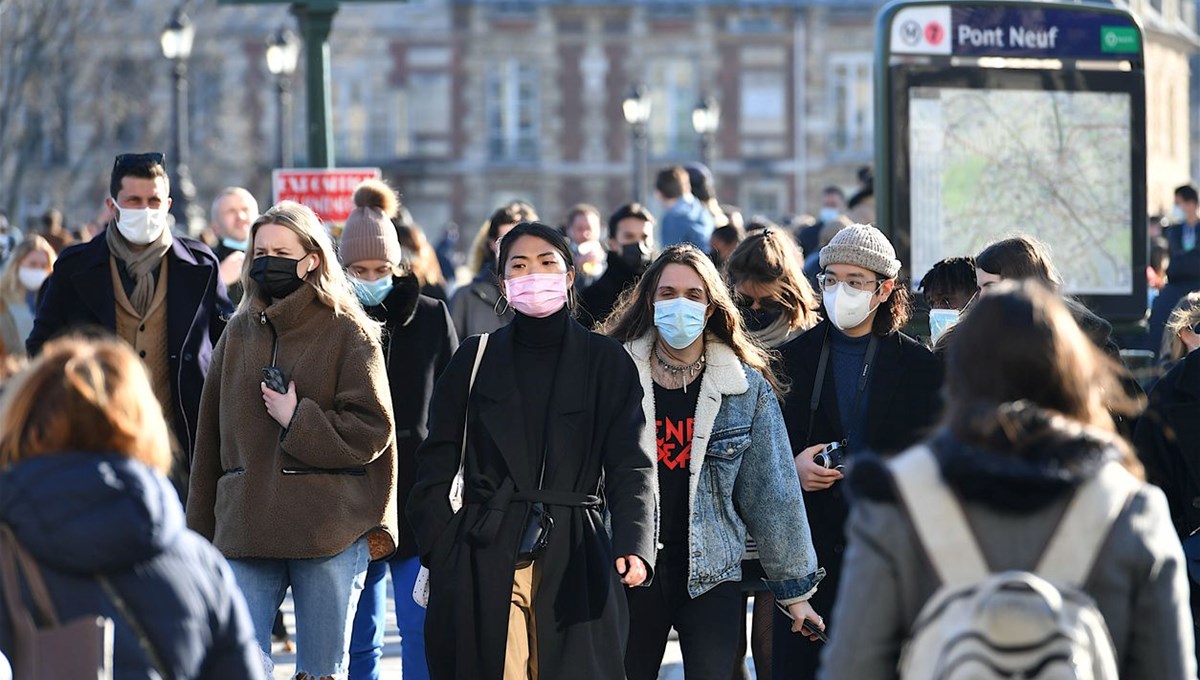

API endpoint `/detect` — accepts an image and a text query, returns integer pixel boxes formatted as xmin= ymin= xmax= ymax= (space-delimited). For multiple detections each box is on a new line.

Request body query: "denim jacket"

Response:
xmin=626 ymin=334 xmax=824 ymax=603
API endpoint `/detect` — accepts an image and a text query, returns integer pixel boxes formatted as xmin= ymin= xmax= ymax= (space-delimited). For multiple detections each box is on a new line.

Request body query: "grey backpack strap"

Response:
xmin=889 ymin=446 xmax=989 ymax=587
xmin=1036 ymin=461 xmax=1139 ymax=585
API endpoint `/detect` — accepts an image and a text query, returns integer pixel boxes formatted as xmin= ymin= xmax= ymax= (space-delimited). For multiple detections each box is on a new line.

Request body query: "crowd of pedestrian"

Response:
xmin=0 ymin=152 xmax=1197 ymax=680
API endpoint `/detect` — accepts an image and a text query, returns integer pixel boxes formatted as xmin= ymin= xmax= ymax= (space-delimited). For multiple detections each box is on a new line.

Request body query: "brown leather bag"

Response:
xmin=0 ymin=524 xmax=114 ymax=679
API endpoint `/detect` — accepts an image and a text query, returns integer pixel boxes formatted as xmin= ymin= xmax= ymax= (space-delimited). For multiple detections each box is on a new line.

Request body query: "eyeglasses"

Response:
xmin=113 ymin=152 xmax=166 ymax=172
xmin=816 ymin=273 xmax=883 ymax=293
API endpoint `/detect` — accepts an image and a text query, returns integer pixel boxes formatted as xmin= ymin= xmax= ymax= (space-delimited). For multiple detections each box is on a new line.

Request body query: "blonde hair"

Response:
xmin=0 ymin=336 xmax=172 ymax=473
xmin=0 ymin=235 xmax=56 ymax=303
xmin=239 ymin=201 xmax=382 ymax=344
xmin=1161 ymin=291 xmax=1200 ymax=363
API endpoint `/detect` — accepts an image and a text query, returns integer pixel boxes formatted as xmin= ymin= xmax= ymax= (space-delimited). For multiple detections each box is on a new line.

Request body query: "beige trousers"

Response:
xmin=504 ymin=563 xmax=539 ymax=680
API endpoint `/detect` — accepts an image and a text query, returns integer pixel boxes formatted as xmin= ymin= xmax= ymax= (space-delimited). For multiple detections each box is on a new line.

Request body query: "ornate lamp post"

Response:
xmin=161 ymin=6 xmax=202 ymax=236
xmin=266 ymin=26 xmax=301 ymax=169
xmin=622 ymin=83 xmax=653 ymax=203
xmin=691 ymin=94 xmax=720 ymax=170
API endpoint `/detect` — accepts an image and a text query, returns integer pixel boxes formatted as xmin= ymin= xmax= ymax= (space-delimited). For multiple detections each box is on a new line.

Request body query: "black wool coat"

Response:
xmin=772 ymin=320 xmax=943 ymax=680
xmin=1135 ymin=350 xmax=1200 ymax=537
xmin=366 ymin=275 xmax=458 ymax=560
xmin=579 ymin=250 xmax=641 ymax=330
xmin=407 ymin=317 xmax=657 ymax=680
xmin=26 ymin=234 xmax=232 ymax=463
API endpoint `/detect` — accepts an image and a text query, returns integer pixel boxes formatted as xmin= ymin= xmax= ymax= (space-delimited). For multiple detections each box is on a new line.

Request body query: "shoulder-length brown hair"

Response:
xmin=602 ymin=244 xmax=787 ymax=397
xmin=0 ymin=336 xmax=172 ymax=473
xmin=725 ymin=229 xmax=820 ymax=333
xmin=976 ymin=234 xmax=1063 ymax=290
xmin=942 ymin=281 xmax=1140 ymax=471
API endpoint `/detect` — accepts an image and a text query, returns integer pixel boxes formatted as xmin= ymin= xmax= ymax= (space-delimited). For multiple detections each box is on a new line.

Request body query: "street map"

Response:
xmin=908 ymin=86 xmax=1133 ymax=294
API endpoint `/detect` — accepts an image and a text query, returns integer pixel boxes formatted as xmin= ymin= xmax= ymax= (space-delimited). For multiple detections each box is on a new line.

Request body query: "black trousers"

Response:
xmin=625 ymin=546 xmax=745 ymax=680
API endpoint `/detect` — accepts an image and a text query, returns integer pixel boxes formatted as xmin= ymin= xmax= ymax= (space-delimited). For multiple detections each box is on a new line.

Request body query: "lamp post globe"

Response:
xmin=622 ymin=83 xmax=652 ymax=203
xmin=161 ymin=6 xmax=201 ymax=236
xmin=266 ymin=27 xmax=300 ymax=169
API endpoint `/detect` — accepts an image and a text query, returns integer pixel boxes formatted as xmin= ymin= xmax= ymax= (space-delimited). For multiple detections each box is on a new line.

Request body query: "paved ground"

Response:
xmin=270 ymin=579 xmax=756 ymax=679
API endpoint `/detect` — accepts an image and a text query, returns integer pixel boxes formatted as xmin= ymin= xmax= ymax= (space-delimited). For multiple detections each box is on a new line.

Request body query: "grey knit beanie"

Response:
xmin=819 ymin=224 xmax=901 ymax=278
xmin=339 ymin=180 xmax=404 ymax=266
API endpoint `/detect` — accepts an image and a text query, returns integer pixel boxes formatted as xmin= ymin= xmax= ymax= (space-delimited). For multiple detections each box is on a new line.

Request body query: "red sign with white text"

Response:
xmin=272 ymin=167 xmax=382 ymax=223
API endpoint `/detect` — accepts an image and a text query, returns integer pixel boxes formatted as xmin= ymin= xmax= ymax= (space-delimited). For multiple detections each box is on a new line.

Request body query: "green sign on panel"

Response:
xmin=1100 ymin=26 xmax=1140 ymax=53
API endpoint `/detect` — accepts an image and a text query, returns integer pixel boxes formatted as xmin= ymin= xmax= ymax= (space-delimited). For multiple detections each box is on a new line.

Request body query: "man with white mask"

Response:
xmin=772 ymin=223 xmax=944 ymax=679
xmin=26 ymin=152 xmax=234 ymax=500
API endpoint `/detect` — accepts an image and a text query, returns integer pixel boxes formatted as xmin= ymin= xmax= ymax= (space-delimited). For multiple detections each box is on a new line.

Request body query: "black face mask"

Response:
xmin=251 ymin=255 xmax=307 ymax=299
xmin=619 ymin=242 xmax=652 ymax=274
xmin=741 ymin=305 xmax=783 ymax=333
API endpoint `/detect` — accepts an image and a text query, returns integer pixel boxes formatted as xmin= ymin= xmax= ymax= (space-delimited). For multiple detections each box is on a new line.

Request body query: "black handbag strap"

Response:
xmin=804 ymin=328 xmax=878 ymax=449
xmin=98 ymin=575 xmax=173 ymax=680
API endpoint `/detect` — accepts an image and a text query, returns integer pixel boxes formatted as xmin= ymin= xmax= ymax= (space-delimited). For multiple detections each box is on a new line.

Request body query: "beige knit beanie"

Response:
xmin=818 ymin=223 xmax=901 ymax=278
xmin=338 ymin=179 xmax=404 ymax=266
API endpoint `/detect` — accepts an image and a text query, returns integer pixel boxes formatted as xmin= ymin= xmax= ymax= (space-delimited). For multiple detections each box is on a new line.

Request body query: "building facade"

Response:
xmin=2 ymin=0 xmax=1195 ymax=247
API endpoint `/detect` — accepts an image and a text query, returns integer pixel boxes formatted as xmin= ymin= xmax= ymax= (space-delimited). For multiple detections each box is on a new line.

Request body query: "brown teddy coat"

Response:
xmin=186 ymin=284 xmax=398 ymax=560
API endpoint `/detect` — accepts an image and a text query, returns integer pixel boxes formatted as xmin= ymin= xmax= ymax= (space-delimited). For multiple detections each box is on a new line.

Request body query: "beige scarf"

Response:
xmin=105 ymin=220 xmax=173 ymax=317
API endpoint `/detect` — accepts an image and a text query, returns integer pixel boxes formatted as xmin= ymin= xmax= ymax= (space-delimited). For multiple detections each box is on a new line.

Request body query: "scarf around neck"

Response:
xmin=749 ymin=313 xmax=805 ymax=349
xmin=105 ymin=220 xmax=173 ymax=317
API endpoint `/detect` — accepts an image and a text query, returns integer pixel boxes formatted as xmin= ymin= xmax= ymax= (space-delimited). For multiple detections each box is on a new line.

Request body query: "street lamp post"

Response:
xmin=266 ymin=27 xmax=301 ymax=169
xmin=691 ymin=94 xmax=720 ymax=170
xmin=622 ymin=84 xmax=653 ymax=203
xmin=161 ymin=6 xmax=201 ymax=236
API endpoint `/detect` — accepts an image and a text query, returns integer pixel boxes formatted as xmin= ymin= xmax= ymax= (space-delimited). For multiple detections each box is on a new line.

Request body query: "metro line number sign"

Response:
xmin=888 ymin=4 xmax=1141 ymax=59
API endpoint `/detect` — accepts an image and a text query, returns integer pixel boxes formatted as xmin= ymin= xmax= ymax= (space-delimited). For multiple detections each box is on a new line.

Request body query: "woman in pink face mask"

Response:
xmin=408 ymin=221 xmax=658 ymax=680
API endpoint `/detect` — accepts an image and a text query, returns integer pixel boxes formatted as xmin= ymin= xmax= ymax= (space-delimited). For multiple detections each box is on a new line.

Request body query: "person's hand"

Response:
xmin=219 ymin=251 xmax=246 ymax=287
xmin=615 ymin=555 xmax=647 ymax=587
xmin=795 ymin=442 xmax=843 ymax=492
xmin=262 ymin=380 xmax=298 ymax=428
xmin=787 ymin=600 xmax=825 ymax=642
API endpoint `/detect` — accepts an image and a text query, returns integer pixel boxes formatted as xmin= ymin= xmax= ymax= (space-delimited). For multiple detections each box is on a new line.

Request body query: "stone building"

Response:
xmin=2 ymin=0 xmax=1195 ymax=245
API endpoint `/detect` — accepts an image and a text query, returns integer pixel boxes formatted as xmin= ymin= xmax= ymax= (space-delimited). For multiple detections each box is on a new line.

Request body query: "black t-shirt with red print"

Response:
xmin=654 ymin=370 xmax=703 ymax=547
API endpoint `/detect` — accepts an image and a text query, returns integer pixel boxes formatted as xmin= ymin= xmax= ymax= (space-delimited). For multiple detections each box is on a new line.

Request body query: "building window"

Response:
xmin=828 ymin=53 xmax=873 ymax=158
xmin=486 ymin=59 xmax=539 ymax=163
xmin=402 ymin=71 xmax=451 ymax=158
xmin=740 ymin=70 xmax=788 ymax=157
xmin=646 ymin=57 xmax=697 ymax=158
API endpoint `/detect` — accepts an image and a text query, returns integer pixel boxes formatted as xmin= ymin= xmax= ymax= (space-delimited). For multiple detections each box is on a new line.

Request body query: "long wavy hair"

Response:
xmin=1162 ymin=291 xmax=1200 ymax=363
xmin=238 ymin=201 xmax=382 ymax=344
xmin=725 ymin=228 xmax=820 ymax=333
xmin=603 ymin=244 xmax=786 ymax=397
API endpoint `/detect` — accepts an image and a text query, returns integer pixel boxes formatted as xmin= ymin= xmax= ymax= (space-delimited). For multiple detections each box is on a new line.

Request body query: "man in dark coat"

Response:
xmin=772 ymin=225 xmax=944 ymax=680
xmin=408 ymin=315 xmax=656 ymax=680
xmin=26 ymin=152 xmax=233 ymax=497
xmin=579 ymin=202 xmax=655 ymax=329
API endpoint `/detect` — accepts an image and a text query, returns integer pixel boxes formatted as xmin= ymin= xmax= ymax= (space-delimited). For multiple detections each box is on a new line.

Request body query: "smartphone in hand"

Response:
xmin=262 ymin=366 xmax=288 ymax=394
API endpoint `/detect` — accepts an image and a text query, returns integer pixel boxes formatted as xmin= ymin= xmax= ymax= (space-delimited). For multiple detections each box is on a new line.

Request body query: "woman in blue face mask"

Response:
xmin=338 ymin=180 xmax=459 ymax=680
xmin=602 ymin=244 xmax=826 ymax=680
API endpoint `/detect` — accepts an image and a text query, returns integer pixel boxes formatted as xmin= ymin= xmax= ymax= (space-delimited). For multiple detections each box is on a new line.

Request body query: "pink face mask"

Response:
xmin=505 ymin=272 xmax=568 ymax=318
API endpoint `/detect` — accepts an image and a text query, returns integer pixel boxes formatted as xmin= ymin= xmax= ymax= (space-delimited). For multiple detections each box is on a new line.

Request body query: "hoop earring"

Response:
xmin=494 ymin=294 xmax=511 ymax=316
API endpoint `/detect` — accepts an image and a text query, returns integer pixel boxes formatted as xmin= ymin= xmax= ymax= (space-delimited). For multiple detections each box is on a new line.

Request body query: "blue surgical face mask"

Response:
xmin=818 ymin=207 xmax=840 ymax=223
xmin=222 ymin=236 xmax=249 ymax=252
xmin=352 ymin=276 xmax=394 ymax=307
xmin=928 ymin=308 xmax=960 ymax=344
xmin=654 ymin=297 xmax=708 ymax=350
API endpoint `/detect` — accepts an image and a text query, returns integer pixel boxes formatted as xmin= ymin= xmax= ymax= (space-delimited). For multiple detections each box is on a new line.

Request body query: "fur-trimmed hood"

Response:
xmin=850 ymin=402 xmax=1124 ymax=513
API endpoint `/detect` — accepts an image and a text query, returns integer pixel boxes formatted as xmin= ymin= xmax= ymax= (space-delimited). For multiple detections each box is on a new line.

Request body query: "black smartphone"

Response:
xmin=804 ymin=621 xmax=829 ymax=643
xmin=262 ymin=366 xmax=288 ymax=394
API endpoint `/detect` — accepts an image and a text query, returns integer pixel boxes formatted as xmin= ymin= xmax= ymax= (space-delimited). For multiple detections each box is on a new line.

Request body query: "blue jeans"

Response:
xmin=348 ymin=556 xmax=429 ymax=680
xmin=229 ymin=537 xmax=370 ymax=679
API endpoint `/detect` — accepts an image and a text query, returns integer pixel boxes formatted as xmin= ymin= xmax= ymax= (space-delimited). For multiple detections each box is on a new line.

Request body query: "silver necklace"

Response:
xmin=654 ymin=343 xmax=705 ymax=394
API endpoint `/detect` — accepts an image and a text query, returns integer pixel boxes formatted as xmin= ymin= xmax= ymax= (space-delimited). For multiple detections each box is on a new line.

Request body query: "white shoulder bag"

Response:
xmin=413 ymin=333 xmax=488 ymax=608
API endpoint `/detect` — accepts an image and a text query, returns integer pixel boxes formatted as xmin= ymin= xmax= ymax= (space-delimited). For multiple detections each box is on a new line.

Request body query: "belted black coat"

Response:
xmin=406 ymin=317 xmax=657 ymax=680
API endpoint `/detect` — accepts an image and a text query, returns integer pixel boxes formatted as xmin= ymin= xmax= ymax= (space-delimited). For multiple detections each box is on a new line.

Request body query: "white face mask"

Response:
xmin=1172 ymin=205 xmax=1188 ymax=223
xmin=17 ymin=267 xmax=48 ymax=292
xmin=114 ymin=203 xmax=169 ymax=245
xmin=824 ymin=282 xmax=878 ymax=331
xmin=928 ymin=308 xmax=960 ymax=343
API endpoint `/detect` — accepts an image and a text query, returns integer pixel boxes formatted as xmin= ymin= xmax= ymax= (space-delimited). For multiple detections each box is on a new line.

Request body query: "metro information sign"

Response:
xmin=890 ymin=4 xmax=1141 ymax=60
